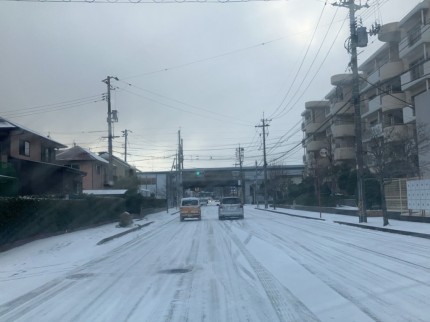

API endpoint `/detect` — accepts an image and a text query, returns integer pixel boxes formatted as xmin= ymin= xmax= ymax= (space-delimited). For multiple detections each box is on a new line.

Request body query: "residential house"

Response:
xmin=98 ymin=152 xmax=137 ymax=185
xmin=0 ymin=117 xmax=84 ymax=196
xmin=56 ymin=146 xmax=108 ymax=190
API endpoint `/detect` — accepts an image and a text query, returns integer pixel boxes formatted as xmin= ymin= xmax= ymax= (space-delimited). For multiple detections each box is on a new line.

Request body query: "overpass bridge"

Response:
xmin=138 ymin=165 xmax=304 ymax=204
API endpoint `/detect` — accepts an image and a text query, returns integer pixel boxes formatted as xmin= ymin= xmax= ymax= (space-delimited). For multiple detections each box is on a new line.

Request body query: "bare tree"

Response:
xmin=365 ymin=122 xmax=430 ymax=226
xmin=268 ymin=164 xmax=287 ymax=209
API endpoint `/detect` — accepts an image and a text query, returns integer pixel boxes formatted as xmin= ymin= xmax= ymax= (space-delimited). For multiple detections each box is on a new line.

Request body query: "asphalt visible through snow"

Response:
xmin=1 ymin=206 xmax=429 ymax=321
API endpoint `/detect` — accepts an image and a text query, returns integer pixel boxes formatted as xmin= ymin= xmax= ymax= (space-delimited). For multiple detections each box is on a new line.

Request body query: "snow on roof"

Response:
xmin=0 ymin=117 xmax=66 ymax=148
xmin=83 ymin=189 xmax=127 ymax=195
xmin=56 ymin=146 xmax=108 ymax=163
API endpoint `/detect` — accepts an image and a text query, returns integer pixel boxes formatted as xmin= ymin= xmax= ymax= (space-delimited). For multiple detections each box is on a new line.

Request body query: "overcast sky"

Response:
xmin=0 ymin=0 xmax=423 ymax=171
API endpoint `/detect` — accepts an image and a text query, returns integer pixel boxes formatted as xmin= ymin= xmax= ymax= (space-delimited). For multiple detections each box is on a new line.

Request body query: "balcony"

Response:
xmin=306 ymin=140 xmax=328 ymax=152
xmin=381 ymin=93 xmax=407 ymax=112
xmin=305 ymin=101 xmax=329 ymax=109
xmin=383 ymin=124 xmax=410 ymax=140
xmin=362 ymin=96 xmax=381 ymax=118
xmin=380 ymin=61 xmax=404 ymax=82
xmin=360 ymin=69 xmax=379 ymax=93
xmin=400 ymin=60 xmax=430 ymax=91
xmin=305 ymin=122 xmax=324 ymax=134
xmin=378 ymin=22 xmax=401 ymax=43
xmin=399 ymin=23 xmax=430 ymax=59
xmin=331 ymin=124 xmax=355 ymax=138
xmin=331 ymin=101 xmax=354 ymax=115
xmin=331 ymin=74 xmax=353 ymax=86
xmin=363 ymin=123 xmax=383 ymax=142
xmin=334 ymin=147 xmax=356 ymax=161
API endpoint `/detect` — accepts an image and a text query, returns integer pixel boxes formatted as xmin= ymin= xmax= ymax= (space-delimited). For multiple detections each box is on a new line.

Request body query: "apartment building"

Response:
xmin=303 ymin=0 xmax=430 ymax=180
xmin=302 ymin=73 xmax=357 ymax=178
xmin=326 ymin=74 xmax=356 ymax=165
xmin=301 ymin=100 xmax=330 ymax=174
xmin=397 ymin=0 xmax=430 ymax=177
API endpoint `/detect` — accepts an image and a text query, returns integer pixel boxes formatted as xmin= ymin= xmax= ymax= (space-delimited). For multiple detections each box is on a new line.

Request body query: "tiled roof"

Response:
xmin=56 ymin=146 xmax=108 ymax=163
xmin=0 ymin=117 xmax=66 ymax=148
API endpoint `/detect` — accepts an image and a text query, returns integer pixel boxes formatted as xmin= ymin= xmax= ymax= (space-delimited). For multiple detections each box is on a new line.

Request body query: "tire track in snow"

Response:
xmin=161 ymin=220 xmax=202 ymax=322
xmin=0 ymin=279 xmax=77 ymax=321
xmin=254 ymin=211 xmax=430 ymax=271
xmin=221 ymin=222 xmax=320 ymax=322
xmin=0 ymin=215 xmax=182 ymax=322
xmin=241 ymin=211 xmax=428 ymax=322
xmin=265 ymin=216 xmax=430 ymax=272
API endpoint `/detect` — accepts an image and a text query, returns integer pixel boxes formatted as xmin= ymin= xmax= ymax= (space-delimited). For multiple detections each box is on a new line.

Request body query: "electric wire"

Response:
xmin=268 ymin=0 xmax=329 ymax=119
xmin=271 ymin=10 xmax=347 ymax=120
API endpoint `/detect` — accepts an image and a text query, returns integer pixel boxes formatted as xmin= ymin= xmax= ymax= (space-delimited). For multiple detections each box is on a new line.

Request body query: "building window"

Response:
xmin=19 ymin=140 xmax=30 ymax=157
xmin=96 ymin=164 xmax=101 ymax=175
xmin=41 ymin=147 xmax=52 ymax=162
xmin=408 ymin=23 xmax=422 ymax=47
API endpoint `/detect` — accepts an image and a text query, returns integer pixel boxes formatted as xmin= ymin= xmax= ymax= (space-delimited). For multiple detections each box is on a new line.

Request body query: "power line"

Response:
xmin=2 ymin=95 xmax=105 ymax=118
xmin=269 ymin=0 xmax=329 ymax=119
xmin=271 ymin=10 xmax=348 ymax=119
xmin=117 ymin=79 xmax=252 ymax=127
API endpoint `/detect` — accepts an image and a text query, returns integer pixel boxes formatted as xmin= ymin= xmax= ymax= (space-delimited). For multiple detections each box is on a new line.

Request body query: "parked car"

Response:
xmin=180 ymin=197 xmax=201 ymax=221
xmin=218 ymin=197 xmax=244 ymax=220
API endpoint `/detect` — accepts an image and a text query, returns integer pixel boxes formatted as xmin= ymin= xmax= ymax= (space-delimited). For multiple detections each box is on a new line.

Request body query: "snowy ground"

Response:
xmin=265 ymin=205 xmax=430 ymax=234
xmin=1 ymin=206 xmax=430 ymax=321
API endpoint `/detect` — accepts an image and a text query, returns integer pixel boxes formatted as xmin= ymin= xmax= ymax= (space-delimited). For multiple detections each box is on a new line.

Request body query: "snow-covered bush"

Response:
xmin=119 ymin=211 xmax=133 ymax=227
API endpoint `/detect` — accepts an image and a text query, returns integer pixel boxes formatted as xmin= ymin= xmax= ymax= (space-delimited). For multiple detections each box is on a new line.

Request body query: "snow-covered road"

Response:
xmin=1 ymin=206 xmax=430 ymax=321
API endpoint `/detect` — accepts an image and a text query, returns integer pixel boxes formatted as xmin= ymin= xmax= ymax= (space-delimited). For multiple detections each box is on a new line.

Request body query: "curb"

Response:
xmin=97 ymin=221 xmax=154 ymax=245
xmin=333 ymin=221 xmax=430 ymax=240
xmin=256 ymin=208 xmax=325 ymax=221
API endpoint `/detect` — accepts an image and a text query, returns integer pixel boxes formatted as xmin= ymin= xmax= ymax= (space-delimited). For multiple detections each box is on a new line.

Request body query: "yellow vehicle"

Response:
xmin=180 ymin=197 xmax=201 ymax=221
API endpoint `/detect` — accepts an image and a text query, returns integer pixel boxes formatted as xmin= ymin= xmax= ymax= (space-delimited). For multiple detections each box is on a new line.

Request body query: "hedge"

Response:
xmin=0 ymin=196 xmax=125 ymax=246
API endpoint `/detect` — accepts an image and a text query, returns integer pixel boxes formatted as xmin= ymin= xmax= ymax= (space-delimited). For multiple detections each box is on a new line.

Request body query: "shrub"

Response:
xmin=0 ymin=196 xmax=125 ymax=246
xmin=119 ymin=211 xmax=133 ymax=227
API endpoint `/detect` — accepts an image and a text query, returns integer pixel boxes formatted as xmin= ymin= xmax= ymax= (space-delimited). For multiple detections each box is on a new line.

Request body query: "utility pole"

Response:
xmin=102 ymin=76 xmax=119 ymax=186
xmin=256 ymin=116 xmax=270 ymax=209
xmin=254 ymin=160 xmax=258 ymax=206
xmin=332 ymin=0 xmax=369 ymax=223
xmin=236 ymin=145 xmax=245 ymax=202
xmin=178 ymin=130 xmax=184 ymax=200
xmin=122 ymin=129 xmax=132 ymax=163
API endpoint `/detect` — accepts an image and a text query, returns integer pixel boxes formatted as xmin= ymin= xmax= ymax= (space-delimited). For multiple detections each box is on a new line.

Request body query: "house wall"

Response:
xmin=9 ymin=130 xmax=43 ymax=162
xmin=78 ymin=161 xmax=107 ymax=190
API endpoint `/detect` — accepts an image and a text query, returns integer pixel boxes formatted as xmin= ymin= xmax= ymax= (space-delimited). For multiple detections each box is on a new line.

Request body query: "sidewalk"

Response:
xmin=256 ymin=206 xmax=430 ymax=239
